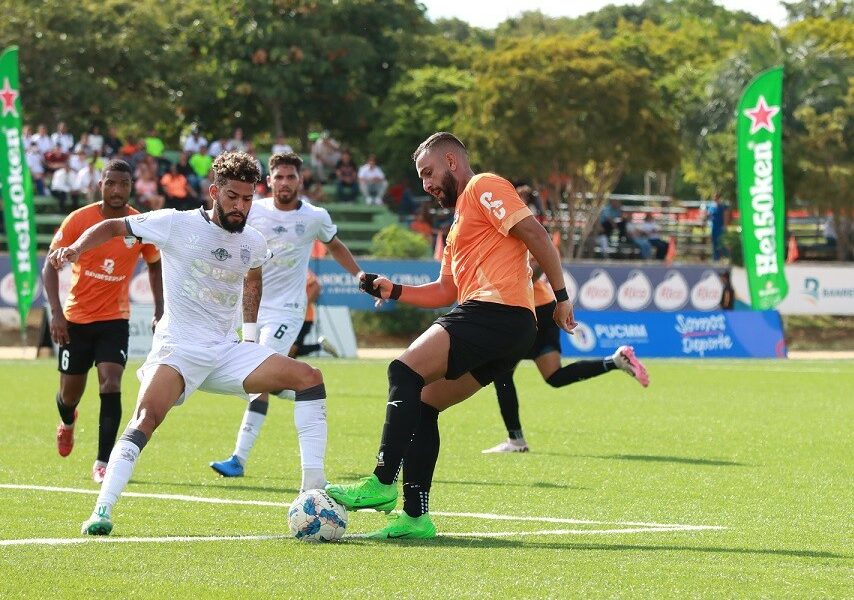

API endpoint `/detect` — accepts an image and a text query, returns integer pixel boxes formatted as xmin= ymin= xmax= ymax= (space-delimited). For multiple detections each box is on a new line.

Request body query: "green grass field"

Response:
xmin=0 ymin=358 xmax=851 ymax=598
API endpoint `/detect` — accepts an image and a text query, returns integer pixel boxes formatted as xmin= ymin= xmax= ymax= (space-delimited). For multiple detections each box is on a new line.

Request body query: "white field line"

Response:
xmin=1 ymin=525 xmax=720 ymax=547
xmin=0 ymin=483 xmax=724 ymax=546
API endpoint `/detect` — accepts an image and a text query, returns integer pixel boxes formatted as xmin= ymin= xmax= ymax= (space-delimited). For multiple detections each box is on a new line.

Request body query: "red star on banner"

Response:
xmin=743 ymin=95 xmax=780 ymax=135
xmin=0 ymin=77 xmax=19 ymax=118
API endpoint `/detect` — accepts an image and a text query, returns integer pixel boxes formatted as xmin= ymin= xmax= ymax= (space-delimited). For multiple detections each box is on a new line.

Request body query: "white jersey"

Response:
xmin=247 ymin=198 xmax=337 ymax=315
xmin=125 ymin=208 xmax=269 ymax=348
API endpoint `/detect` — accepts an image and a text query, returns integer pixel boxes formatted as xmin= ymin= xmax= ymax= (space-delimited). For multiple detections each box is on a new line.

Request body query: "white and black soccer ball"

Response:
xmin=288 ymin=489 xmax=348 ymax=542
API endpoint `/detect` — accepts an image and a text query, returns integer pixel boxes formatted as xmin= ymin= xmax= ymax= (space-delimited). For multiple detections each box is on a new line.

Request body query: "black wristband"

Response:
xmin=358 ymin=273 xmax=384 ymax=299
xmin=554 ymin=287 xmax=569 ymax=302
xmin=390 ymin=284 xmax=403 ymax=300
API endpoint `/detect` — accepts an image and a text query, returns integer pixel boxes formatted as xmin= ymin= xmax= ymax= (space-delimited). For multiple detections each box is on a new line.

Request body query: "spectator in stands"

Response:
xmin=43 ymin=143 xmax=70 ymax=172
xmin=26 ymin=142 xmax=46 ymax=196
xmin=517 ymin=185 xmax=545 ymax=223
xmin=73 ymin=133 xmax=91 ymax=156
xmin=182 ymin=126 xmax=208 ymax=154
xmin=358 ymin=154 xmax=388 ymax=206
xmin=32 ymin=124 xmax=53 ymax=157
xmin=175 ymin=151 xmax=197 ymax=191
xmin=705 ymin=194 xmax=728 ymax=261
xmin=88 ymin=125 xmax=104 ymax=155
xmin=630 ymin=213 xmax=668 ymax=260
xmin=133 ymin=162 xmax=164 ymax=211
xmin=102 ymin=127 xmax=123 ymax=158
xmin=601 ymin=198 xmax=629 ymax=242
xmin=823 ymin=218 xmax=837 ymax=247
xmin=51 ymin=121 xmax=74 ymax=153
xmin=335 ymin=150 xmax=359 ymax=203
xmin=311 ymin=131 xmax=341 ymax=182
xmin=227 ymin=127 xmax=247 ymax=152
xmin=244 ymin=142 xmax=264 ymax=177
xmin=160 ymin=162 xmax=197 ymax=210
xmin=300 ymin=166 xmax=325 ymax=203
xmin=75 ymin=159 xmax=102 ymax=204
xmin=69 ymin=147 xmax=88 ymax=173
xmin=208 ymin=135 xmax=228 ymax=157
xmin=144 ymin=129 xmax=165 ymax=159
xmin=189 ymin=145 xmax=214 ymax=192
xmin=272 ymin=134 xmax=293 ymax=155
xmin=410 ymin=201 xmax=435 ymax=244
xmin=50 ymin=161 xmax=79 ymax=213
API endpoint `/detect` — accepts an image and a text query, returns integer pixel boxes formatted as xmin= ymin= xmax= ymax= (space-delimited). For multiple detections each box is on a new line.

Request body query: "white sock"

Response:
xmin=233 ymin=408 xmax=267 ymax=465
xmin=93 ymin=436 xmax=144 ymax=517
xmin=294 ymin=398 xmax=327 ymax=490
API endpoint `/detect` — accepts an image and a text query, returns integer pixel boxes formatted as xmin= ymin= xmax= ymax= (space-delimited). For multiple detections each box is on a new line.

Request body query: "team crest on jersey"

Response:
xmin=211 ymin=248 xmax=232 ymax=261
xmin=295 ymin=222 xmax=306 ymax=236
xmin=122 ymin=236 xmax=136 ymax=248
xmin=240 ymin=243 xmax=251 ymax=265
xmin=273 ymin=225 xmax=287 ymax=234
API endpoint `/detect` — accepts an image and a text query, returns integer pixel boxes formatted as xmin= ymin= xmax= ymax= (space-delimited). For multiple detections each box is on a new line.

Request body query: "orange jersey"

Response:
xmin=50 ymin=203 xmax=160 ymax=324
xmin=441 ymin=173 xmax=534 ymax=312
xmin=532 ymin=275 xmax=555 ymax=307
xmin=305 ymin=270 xmax=318 ymax=322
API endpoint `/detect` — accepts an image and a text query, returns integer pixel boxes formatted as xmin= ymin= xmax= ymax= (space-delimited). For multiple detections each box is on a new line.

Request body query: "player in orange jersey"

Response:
xmin=483 ymin=265 xmax=650 ymax=454
xmin=41 ymin=159 xmax=163 ymax=484
xmin=327 ymin=132 xmax=576 ymax=538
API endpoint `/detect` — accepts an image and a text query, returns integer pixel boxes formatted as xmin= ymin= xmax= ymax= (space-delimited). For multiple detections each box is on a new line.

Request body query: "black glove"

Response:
xmin=359 ymin=273 xmax=384 ymax=299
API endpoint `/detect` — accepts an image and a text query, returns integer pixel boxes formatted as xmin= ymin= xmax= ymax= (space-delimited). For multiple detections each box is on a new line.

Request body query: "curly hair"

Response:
xmin=211 ymin=151 xmax=261 ymax=187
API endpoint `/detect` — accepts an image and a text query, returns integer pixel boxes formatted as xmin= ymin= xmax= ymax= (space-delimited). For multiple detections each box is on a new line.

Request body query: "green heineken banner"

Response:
xmin=737 ymin=66 xmax=787 ymax=310
xmin=0 ymin=46 xmax=37 ymax=332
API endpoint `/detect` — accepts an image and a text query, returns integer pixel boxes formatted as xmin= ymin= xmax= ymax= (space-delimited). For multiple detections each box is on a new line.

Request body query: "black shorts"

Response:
xmin=526 ymin=301 xmax=561 ymax=360
xmin=58 ymin=319 xmax=130 ymax=375
xmin=435 ymin=300 xmax=537 ymax=386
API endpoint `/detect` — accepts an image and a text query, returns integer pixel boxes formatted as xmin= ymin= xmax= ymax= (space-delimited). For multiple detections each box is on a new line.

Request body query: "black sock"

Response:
xmin=402 ymin=405 xmax=439 ymax=518
xmin=97 ymin=392 xmax=122 ymax=463
xmin=373 ymin=360 xmax=425 ymax=485
xmin=546 ymin=360 xmax=611 ymax=387
xmin=494 ymin=371 xmax=523 ymax=438
xmin=295 ymin=343 xmax=320 ymax=357
xmin=56 ymin=392 xmax=78 ymax=426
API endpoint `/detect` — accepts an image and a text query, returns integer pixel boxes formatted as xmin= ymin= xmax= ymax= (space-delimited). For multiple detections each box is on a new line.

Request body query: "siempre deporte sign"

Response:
xmin=560 ymin=310 xmax=787 ymax=359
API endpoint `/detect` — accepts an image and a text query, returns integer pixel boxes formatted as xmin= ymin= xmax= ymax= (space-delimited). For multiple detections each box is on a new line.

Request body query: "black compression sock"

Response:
xmin=97 ymin=392 xmax=122 ymax=463
xmin=546 ymin=360 xmax=610 ymax=387
xmin=494 ymin=371 xmax=522 ymax=436
xmin=295 ymin=343 xmax=320 ymax=357
xmin=56 ymin=392 xmax=79 ymax=426
xmin=402 ymin=405 xmax=439 ymax=518
xmin=373 ymin=360 xmax=425 ymax=485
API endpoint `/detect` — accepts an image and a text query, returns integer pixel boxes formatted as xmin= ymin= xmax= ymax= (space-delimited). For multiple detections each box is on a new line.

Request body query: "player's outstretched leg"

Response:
xmin=612 ymin=345 xmax=650 ymax=387
xmin=55 ymin=392 xmax=78 ymax=457
xmin=367 ymin=405 xmax=440 ymax=539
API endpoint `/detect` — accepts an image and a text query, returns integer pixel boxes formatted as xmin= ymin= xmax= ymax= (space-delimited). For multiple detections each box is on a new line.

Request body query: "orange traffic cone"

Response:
xmin=665 ymin=236 xmax=677 ymax=265
xmin=786 ymin=235 xmax=799 ymax=264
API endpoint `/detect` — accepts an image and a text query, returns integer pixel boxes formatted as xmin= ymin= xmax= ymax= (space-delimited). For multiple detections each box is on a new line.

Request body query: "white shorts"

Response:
xmin=137 ymin=340 xmax=277 ymax=405
xmin=258 ymin=309 xmax=305 ymax=355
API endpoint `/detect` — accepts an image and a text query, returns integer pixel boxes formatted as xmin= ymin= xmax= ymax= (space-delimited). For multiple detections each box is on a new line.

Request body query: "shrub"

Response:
xmin=370 ymin=225 xmax=430 ymax=258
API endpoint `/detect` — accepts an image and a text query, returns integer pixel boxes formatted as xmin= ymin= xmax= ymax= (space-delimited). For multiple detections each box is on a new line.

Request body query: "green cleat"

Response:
xmin=81 ymin=508 xmax=113 ymax=536
xmin=325 ymin=474 xmax=398 ymax=513
xmin=367 ymin=513 xmax=437 ymax=540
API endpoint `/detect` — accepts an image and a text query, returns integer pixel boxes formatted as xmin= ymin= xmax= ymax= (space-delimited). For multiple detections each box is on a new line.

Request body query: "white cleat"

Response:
xmin=612 ymin=345 xmax=650 ymax=387
xmin=482 ymin=438 xmax=530 ymax=454
xmin=318 ymin=336 xmax=339 ymax=358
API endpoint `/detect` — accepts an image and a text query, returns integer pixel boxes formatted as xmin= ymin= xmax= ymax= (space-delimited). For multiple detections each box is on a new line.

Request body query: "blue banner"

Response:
xmin=560 ymin=310 xmax=786 ymax=359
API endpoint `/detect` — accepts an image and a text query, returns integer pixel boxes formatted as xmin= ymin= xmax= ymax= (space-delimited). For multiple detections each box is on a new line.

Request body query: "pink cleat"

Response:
xmin=613 ymin=346 xmax=650 ymax=388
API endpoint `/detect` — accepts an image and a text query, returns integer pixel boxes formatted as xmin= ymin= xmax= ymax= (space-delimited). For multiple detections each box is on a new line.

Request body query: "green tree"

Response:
xmin=369 ymin=66 xmax=473 ymax=183
xmin=457 ymin=34 xmax=679 ymax=257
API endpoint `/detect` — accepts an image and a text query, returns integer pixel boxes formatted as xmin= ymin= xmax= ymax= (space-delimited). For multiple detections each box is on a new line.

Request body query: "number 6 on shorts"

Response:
xmin=274 ymin=324 xmax=288 ymax=339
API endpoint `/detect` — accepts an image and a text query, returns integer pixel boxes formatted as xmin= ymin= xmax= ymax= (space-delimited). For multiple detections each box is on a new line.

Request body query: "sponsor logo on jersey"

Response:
xmin=240 ymin=243 xmax=250 ymax=265
xmin=295 ymin=222 xmax=306 ymax=235
xmin=100 ymin=258 xmax=115 ymax=275
xmin=211 ymin=248 xmax=232 ymax=261
xmin=272 ymin=225 xmax=287 ymax=234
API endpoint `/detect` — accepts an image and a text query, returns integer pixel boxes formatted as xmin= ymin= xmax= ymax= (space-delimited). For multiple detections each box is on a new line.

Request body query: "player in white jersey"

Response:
xmin=210 ymin=152 xmax=364 ymax=489
xmin=50 ymin=152 xmax=333 ymax=536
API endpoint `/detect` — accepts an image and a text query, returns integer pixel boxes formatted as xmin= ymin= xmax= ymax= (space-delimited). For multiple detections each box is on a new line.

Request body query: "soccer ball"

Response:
xmin=287 ymin=489 xmax=348 ymax=542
